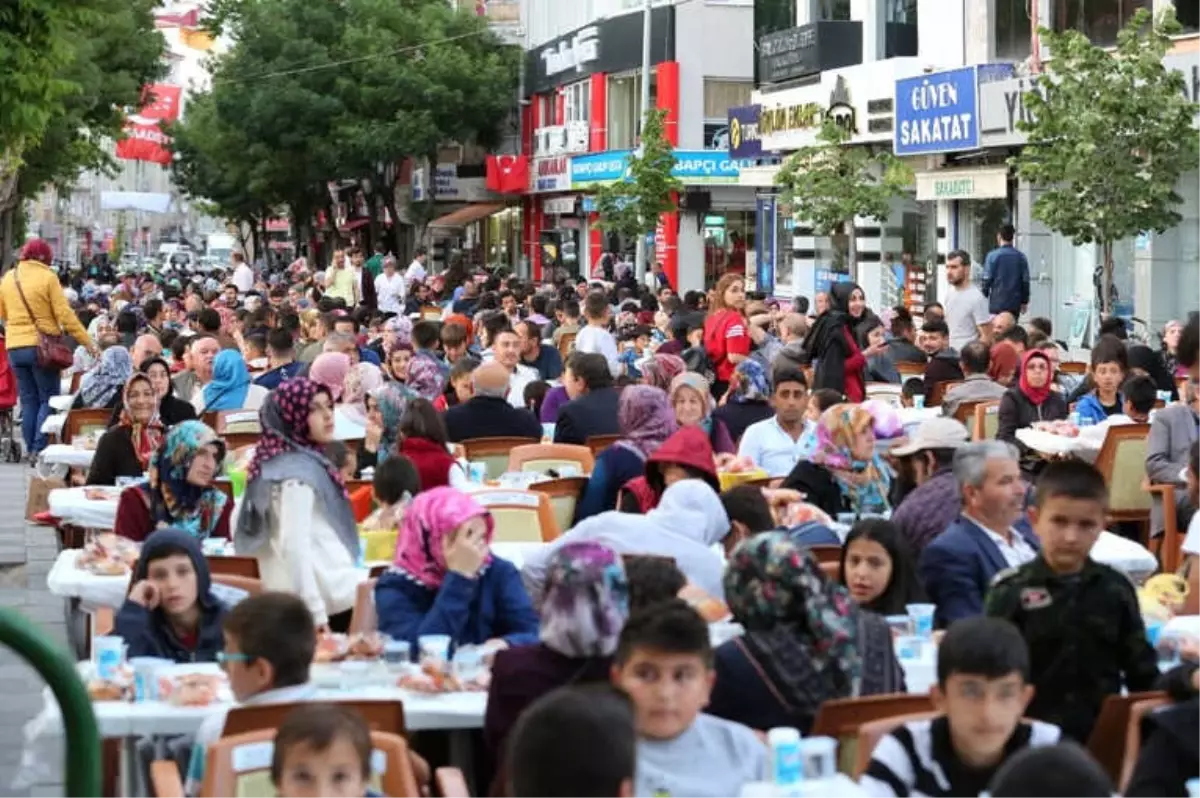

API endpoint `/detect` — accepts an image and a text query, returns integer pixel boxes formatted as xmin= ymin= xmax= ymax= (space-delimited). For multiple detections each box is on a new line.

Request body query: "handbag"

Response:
xmin=12 ymin=265 xmax=75 ymax=371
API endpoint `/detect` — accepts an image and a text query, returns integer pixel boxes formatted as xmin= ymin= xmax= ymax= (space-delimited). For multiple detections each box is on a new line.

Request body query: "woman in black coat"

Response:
xmin=996 ymin=349 xmax=1069 ymax=471
xmin=140 ymin=356 xmax=198 ymax=426
xmin=88 ymin=373 xmax=164 ymax=486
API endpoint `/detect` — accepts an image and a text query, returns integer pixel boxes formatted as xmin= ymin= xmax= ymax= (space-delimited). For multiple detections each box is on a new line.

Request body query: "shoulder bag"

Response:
xmin=12 ymin=265 xmax=74 ymax=371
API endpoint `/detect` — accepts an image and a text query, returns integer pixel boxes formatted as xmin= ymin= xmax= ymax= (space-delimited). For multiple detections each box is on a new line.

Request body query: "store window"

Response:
xmin=817 ymin=0 xmax=851 ymax=20
xmin=564 ymin=80 xmax=591 ymax=124
xmin=995 ymin=0 xmax=1032 ymax=61
xmin=1178 ymin=0 xmax=1198 ymax=33
xmin=754 ymin=0 xmax=796 ymax=40
xmin=885 ymin=0 xmax=917 ymax=24
xmin=703 ymin=212 xmax=757 ymax=284
xmin=607 ymin=73 xmax=655 ymax=150
xmin=1052 ymin=0 xmax=1151 ymax=46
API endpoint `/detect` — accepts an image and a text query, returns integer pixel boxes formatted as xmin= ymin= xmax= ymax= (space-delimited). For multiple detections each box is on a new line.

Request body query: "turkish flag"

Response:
xmin=486 ymin=155 xmax=529 ymax=194
xmin=115 ymin=121 xmax=173 ymax=165
xmin=140 ymin=84 xmax=183 ymax=123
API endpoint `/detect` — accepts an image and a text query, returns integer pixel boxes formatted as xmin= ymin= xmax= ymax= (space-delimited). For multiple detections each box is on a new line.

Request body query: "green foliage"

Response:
xmin=594 ymin=109 xmax=683 ymax=240
xmin=774 ymin=118 xmax=911 ymax=266
xmin=1011 ymin=8 xmax=1199 ymax=312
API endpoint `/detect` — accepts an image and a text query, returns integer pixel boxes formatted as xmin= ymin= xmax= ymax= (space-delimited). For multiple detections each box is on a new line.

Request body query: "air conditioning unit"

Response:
xmin=534 ymin=128 xmax=552 ymax=157
xmin=566 ymin=121 xmax=589 ymax=153
xmin=544 ymin=125 xmax=567 ymax=155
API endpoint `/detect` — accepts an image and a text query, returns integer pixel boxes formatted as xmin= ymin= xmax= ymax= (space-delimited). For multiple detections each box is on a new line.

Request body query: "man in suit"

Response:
xmin=444 ymin=361 xmax=542 ymax=443
xmin=554 ymin=351 xmax=620 ymax=446
xmin=919 ymin=440 xmax=1040 ymax=627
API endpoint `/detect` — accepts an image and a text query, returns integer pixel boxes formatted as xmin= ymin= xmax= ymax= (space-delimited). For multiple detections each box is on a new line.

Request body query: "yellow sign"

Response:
xmin=758 ymin=102 xmax=822 ymax=137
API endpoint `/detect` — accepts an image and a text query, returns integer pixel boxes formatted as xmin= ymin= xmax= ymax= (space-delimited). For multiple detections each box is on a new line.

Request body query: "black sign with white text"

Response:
xmin=526 ymin=6 xmax=675 ymax=95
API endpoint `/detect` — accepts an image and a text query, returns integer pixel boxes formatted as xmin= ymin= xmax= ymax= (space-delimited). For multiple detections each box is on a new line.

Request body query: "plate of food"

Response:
xmin=76 ymin=533 xmax=140 ymax=576
xmin=82 ymin=486 xmax=121 ymax=501
xmin=159 ymin=672 xmax=227 ymax=707
xmin=397 ymin=660 xmax=491 ymax=694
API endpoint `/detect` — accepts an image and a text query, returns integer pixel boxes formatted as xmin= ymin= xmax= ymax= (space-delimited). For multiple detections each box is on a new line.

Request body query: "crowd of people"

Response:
xmin=1 ymin=231 xmax=1198 ymax=797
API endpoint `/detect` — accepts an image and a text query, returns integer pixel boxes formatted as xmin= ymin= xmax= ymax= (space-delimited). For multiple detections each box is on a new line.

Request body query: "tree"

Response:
xmin=1011 ymin=8 xmax=1199 ymax=313
xmin=593 ymin=109 xmax=683 ymax=260
xmin=774 ymin=118 xmax=910 ymax=278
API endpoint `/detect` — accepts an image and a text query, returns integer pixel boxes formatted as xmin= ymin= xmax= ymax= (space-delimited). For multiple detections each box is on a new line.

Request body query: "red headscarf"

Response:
xmin=988 ymin=342 xmax=1021 ymax=385
xmin=1017 ymin=349 xmax=1053 ymax=406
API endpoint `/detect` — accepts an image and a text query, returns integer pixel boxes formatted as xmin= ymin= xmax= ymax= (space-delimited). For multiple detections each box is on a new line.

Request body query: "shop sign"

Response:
xmin=757 ymin=20 xmax=863 ymax=85
xmin=570 ymin=150 xmax=751 ymax=188
xmin=894 ymin=66 xmax=980 ymax=156
xmin=534 ymin=122 xmax=589 ymax=157
xmin=815 ymin=268 xmax=853 ymax=295
xmin=727 ymin=105 xmax=763 ymax=159
xmin=755 ymin=195 xmax=777 ymax=295
xmin=914 ymin=167 xmax=1009 ymax=201
xmin=412 ymin=164 xmax=490 ymax=202
xmin=529 ymin=156 xmax=571 ymax=194
xmin=542 ymin=195 xmax=578 ymax=215
xmin=526 ymin=5 xmax=675 ymax=94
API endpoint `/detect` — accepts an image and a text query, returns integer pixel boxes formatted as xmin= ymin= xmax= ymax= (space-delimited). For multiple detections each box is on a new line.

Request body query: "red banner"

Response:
xmin=116 ymin=84 xmax=182 ymax=165
xmin=138 ymin=84 xmax=183 ymax=123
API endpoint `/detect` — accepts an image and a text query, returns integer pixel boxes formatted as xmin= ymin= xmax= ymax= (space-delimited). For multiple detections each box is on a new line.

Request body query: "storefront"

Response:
xmin=417 ymin=164 xmax=515 ymax=272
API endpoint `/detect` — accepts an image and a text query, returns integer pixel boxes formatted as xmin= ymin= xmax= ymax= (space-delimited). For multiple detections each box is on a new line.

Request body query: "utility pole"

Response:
xmin=635 ymin=0 xmax=652 ymax=282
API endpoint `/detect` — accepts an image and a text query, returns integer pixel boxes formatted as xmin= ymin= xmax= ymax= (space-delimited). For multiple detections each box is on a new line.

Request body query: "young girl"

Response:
xmin=374 ymin=487 xmax=539 ymax=653
xmin=838 ymin=518 xmax=926 ymax=615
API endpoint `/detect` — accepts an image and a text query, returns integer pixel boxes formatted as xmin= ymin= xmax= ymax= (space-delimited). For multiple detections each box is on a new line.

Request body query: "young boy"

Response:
xmin=611 ymin=600 xmax=767 ymax=797
xmin=860 ymin=616 xmax=1061 ymax=797
xmin=271 ymin=704 xmax=379 ymax=798
xmin=617 ymin=325 xmax=651 ymax=380
xmin=116 ymin=528 xmax=225 ymax=663
xmin=920 ymin=319 xmax=965 ymax=400
xmin=1075 ymin=335 xmax=1128 ymax=425
xmin=184 ymin=592 xmax=318 ymax=795
xmin=575 ymin=291 xmax=619 ymax=378
xmin=985 ymin=460 xmax=1160 ymax=742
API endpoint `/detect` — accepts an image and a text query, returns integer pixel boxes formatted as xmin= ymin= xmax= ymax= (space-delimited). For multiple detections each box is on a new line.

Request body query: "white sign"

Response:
xmin=914 ymin=166 xmax=1009 ymax=201
xmin=542 ymin=196 xmax=578 ymax=215
xmin=529 ymin=155 xmax=571 ymax=193
xmin=412 ymin=164 xmax=493 ymax=202
xmin=540 ymin=27 xmax=599 ymax=78
xmin=535 ymin=122 xmax=590 ymax=157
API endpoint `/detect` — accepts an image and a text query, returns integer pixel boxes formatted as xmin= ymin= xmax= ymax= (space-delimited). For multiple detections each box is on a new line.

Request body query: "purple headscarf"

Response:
xmin=614 ymin=385 xmax=677 ymax=459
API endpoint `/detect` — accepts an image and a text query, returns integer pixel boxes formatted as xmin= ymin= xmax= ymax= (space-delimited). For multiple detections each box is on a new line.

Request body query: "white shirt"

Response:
xmin=1182 ymin=511 xmax=1200 ymax=556
xmin=507 ymin=364 xmax=540 ymax=409
xmin=404 ymin=259 xmax=427 ymax=285
xmin=575 ymin=324 xmax=621 ymax=378
xmin=737 ymin=416 xmax=813 ymax=478
xmin=231 ymin=263 xmax=254 ymax=293
xmin=945 ymin=284 xmax=991 ymax=352
xmin=375 ymin=271 xmax=406 ymax=314
xmin=964 ymin=513 xmax=1039 ymax=569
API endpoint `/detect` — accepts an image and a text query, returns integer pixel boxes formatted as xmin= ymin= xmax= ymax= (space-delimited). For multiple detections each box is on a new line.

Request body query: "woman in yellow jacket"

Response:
xmin=0 ymin=239 xmax=96 ymax=457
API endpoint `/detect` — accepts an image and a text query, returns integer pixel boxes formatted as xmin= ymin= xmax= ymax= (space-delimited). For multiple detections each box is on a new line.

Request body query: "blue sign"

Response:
xmin=894 ymin=66 xmax=980 ymax=156
xmin=755 ymin=196 xmax=776 ymax=295
xmin=728 ymin=105 xmax=763 ymax=160
xmin=570 ymin=150 xmax=750 ymax=188
xmin=814 ymin=268 xmax=853 ymax=295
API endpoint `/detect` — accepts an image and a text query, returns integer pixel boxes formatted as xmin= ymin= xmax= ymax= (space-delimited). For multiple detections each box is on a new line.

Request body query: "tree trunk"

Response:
xmin=0 ymin=207 xmax=14 ymax=272
xmin=1101 ymin=239 xmax=1114 ymax=315
xmin=236 ymin=218 xmax=251 ymax=258
xmin=846 ymin=217 xmax=858 ymax=282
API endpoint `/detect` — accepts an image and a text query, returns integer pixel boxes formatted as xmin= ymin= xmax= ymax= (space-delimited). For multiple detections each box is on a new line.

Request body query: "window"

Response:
xmin=1178 ymin=0 xmax=1198 ymax=33
xmin=995 ymin=0 xmax=1032 ymax=61
xmin=884 ymin=0 xmax=917 ymax=25
xmin=1052 ymin=0 xmax=1152 ymax=46
xmin=817 ymin=0 xmax=851 ymax=20
xmin=607 ymin=73 xmax=655 ymax=149
xmin=564 ymin=80 xmax=591 ymax=124
xmin=703 ymin=80 xmax=753 ymax=118
xmin=754 ymin=0 xmax=796 ymax=40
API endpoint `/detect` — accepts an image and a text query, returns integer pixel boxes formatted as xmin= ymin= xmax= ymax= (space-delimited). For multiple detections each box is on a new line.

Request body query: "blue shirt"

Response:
xmin=254 ymin=361 xmax=303 ymax=389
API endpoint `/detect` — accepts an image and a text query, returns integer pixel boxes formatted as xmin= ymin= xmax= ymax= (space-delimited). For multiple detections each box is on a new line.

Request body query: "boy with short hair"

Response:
xmin=271 ymin=704 xmax=378 ymax=798
xmin=920 ymin=319 xmax=965 ymax=400
xmin=1075 ymin=335 xmax=1128 ymax=425
xmin=611 ymin=600 xmax=767 ymax=797
xmin=184 ymin=592 xmax=318 ymax=795
xmin=860 ymin=616 xmax=1061 ymax=797
xmin=985 ymin=460 xmax=1159 ymax=742
xmin=576 ymin=292 xmax=620 ymax=378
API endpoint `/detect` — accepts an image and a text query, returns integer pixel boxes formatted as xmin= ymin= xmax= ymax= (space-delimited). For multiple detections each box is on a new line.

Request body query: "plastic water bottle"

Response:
xmin=1068 ymin=411 xmax=1080 ymax=427
xmin=768 ymin=727 xmax=804 ymax=795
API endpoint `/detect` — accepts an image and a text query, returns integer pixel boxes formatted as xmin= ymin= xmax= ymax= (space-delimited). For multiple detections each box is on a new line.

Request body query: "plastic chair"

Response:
xmin=896 ymin=362 xmax=925 ymax=378
xmin=585 ymin=433 xmax=621 ymax=456
xmin=1060 ymin=361 xmax=1088 ymax=375
xmin=1117 ymin=695 xmax=1172 ymax=791
xmin=1085 ymin=690 xmax=1167 ymax=783
xmin=69 ymin=371 xmax=83 ymax=393
xmin=952 ymin=400 xmax=984 ymax=428
xmin=531 ymin=477 xmax=588 ymax=536
xmin=207 ymin=555 xmax=260 ymax=579
xmin=925 ymin=380 xmax=962 ymax=408
xmin=1145 ymin=480 xmax=1183 ymax=572
xmin=349 ymin=579 xmax=379 ymax=635
xmin=213 ymin=573 xmax=263 ymax=597
xmin=973 ymin=400 xmax=1001 ymax=440
xmin=810 ymin=693 xmax=935 ymax=775
xmin=853 ymin=711 xmax=940 ymax=776
xmin=222 ymin=699 xmax=407 ymax=737
xmin=62 ymin=407 xmax=112 ymax=444
xmin=474 ymin=488 xmax=560 ymax=542
xmin=807 ymin=544 xmax=842 ymax=566
xmin=1093 ymin=424 xmax=1152 ymax=537
xmin=461 ymin=436 xmax=540 ymax=479
xmin=557 ymin=331 xmax=577 ymax=359
xmin=507 ymin=443 xmax=594 ymax=474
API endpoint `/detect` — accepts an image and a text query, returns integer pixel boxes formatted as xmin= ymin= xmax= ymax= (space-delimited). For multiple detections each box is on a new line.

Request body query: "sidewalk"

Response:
xmin=0 ymin=463 xmax=67 ymax=796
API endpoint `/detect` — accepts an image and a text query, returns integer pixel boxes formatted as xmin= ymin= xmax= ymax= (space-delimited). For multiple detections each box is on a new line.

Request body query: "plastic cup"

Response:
xmin=913 ymin=394 xmax=925 ymax=410
xmin=418 ymin=634 xmax=452 ymax=666
xmin=906 ymin=603 xmax=936 ymax=639
xmin=1146 ymin=620 xmax=1164 ymax=648
xmin=339 ymin=660 xmax=369 ymax=691
xmin=92 ymin=635 xmax=126 ymax=681
xmin=895 ymin=635 xmax=922 ymax=660
xmin=799 ymin=736 xmax=838 ymax=781
xmin=130 ymin=657 xmax=171 ymax=702
xmin=452 ymin=646 xmax=484 ymax=684
xmin=541 ymin=423 xmax=556 ymax=441
xmin=383 ymin=640 xmax=411 ymax=675
xmin=885 ymin=615 xmax=913 ymax=639
xmin=227 ymin=468 xmax=247 ymax=499
xmin=467 ymin=461 xmax=487 ymax=483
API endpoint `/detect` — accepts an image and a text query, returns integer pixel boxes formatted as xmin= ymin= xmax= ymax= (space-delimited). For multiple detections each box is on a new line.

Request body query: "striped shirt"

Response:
xmin=859 ymin=715 xmax=1061 ymax=797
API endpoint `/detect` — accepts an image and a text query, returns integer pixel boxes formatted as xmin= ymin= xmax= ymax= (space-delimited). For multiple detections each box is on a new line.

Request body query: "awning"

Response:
xmin=429 ymin=202 xmax=505 ymax=229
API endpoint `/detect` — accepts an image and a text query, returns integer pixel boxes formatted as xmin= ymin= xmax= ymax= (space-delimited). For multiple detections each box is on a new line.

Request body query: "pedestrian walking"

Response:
xmin=982 ymin=223 xmax=1031 ymax=318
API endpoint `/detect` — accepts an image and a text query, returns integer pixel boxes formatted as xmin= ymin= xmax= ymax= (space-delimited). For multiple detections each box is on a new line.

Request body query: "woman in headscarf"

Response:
xmin=74 ymin=346 xmax=133 ymax=410
xmin=234 ymin=378 xmax=360 ymax=632
xmin=361 ymin=382 xmax=413 ymax=469
xmin=309 ymin=351 xmax=352 ymax=402
xmin=339 ymin=362 xmax=386 ymax=426
xmin=198 ymin=349 xmax=268 ymax=412
xmin=640 ymin=353 xmax=686 ymax=393
xmin=374 ymin=486 xmax=539 ymax=650
xmin=712 ymin=359 xmax=776 ymax=443
xmin=669 ymin=372 xmax=735 ymax=454
xmin=376 ymin=315 xmax=413 ymax=366
xmin=405 ymin=355 xmax=445 ymax=402
xmin=804 ymin=282 xmax=868 ymax=402
xmin=988 ymin=341 xmax=1021 ymax=386
xmin=484 ymin=542 xmax=628 ymax=780
xmin=707 ymin=532 xmax=903 ymax=733
xmin=783 ymin=403 xmax=893 ymax=518
xmin=88 ymin=374 xmax=164 ymax=486
xmin=139 ymin=356 xmax=198 ymax=426
xmin=997 ymin=349 xmax=1069 ymax=471
xmin=574 ymin=385 xmax=677 ymax=522
xmin=113 ymin=420 xmax=231 ymax=542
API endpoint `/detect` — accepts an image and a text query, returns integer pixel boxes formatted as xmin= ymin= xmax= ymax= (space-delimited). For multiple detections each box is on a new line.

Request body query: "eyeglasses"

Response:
xmin=216 ymin=651 xmax=255 ymax=666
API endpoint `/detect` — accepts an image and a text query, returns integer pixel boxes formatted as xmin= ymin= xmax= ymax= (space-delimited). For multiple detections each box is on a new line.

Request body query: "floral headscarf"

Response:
xmin=614 ymin=385 xmax=677 ymax=460
xmin=309 ymin=352 xmax=352 ymax=402
xmin=246 ymin=378 xmax=342 ymax=489
xmin=373 ymin=383 xmax=415 ymax=463
xmin=540 ymin=542 xmax=629 ymax=658
xmin=641 ymin=354 xmax=687 ymax=392
xmin=201 ymin=349 xmax=251 ymax=412
xmin=812 ymin=403 xmax=892 ymax=515
xmin=668 ymin=373 xmax=717 ymax=437
xmin=383 ymin=316 xmax=413 ymax=355
xmin=136 ymin=420 xmax=228 ymax=539
xmin=731 ymin=359 xmax=771 ymax=403
xmin=393 ymin=487 xmax=493 ymax=589
xmin=117 ymin=373 xmax=164 ymax=471
xmin=724 ymin=532 xmax=862 ymax=708
xmin=407 ymin=355 xmax=445 ymax=402
xmin=78 ymin=346 xmax=133 ymax=408
xmin=341 ymin=362 xmax=386 ymax=425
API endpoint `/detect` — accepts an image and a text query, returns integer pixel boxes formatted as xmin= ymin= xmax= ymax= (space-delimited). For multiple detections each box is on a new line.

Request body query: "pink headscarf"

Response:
xmin=341 ymin=362 xmax=386 ymax=425
xmin=309 ymin=352 xmax=352 ymax=402
xmin=393 ymin=487 xmax=494 ymax=589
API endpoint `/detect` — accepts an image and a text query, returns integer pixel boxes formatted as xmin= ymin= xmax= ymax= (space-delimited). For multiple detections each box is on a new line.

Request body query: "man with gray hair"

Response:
xmin=442 ymin=361 xmax=543 ymax=443
xmin=918 ymin=440 xmax=1041 ymax=626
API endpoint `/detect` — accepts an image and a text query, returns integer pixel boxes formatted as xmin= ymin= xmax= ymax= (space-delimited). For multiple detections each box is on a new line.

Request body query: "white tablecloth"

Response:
xmin=46 ymin=549 xmax=130 ymax=607
xmin=39 ymin=444 xmax=96 ymax=470
xmin=1015 ymin=427 xmax=1104 ymax=461
xmin=41 ymin=413 xmax=66 ymax=436
xmin=1092 ymin=530 xmax=1158 ymax=582
xmin=47 ymin=487 xmax=119 ymax=529
xmin=897 ymin=407 xmax=940 ymax=427
xmin=48 ymin=394 xmax=76 ymax=413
